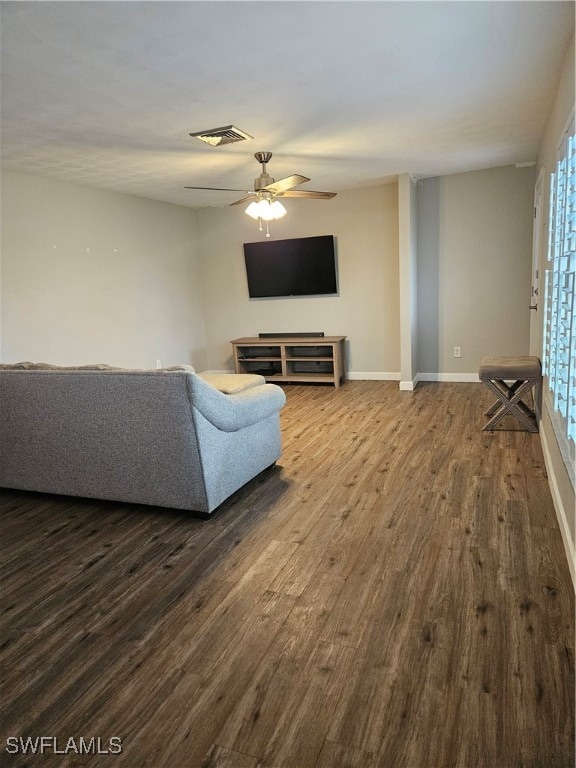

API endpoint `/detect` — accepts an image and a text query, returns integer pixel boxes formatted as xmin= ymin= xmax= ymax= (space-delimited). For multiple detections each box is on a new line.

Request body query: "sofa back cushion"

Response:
xmin=0 ymin=369 xmax=209 ymax=510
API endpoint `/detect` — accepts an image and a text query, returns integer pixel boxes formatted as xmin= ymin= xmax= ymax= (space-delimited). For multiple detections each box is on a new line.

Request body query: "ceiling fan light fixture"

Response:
xmin=245 ymin=200 xmax=263 ymax=220
xmin=271 ymin=200 xmax=287 ymax=218
xmin=261 ymin=200 xmax=287 ymax=221
xmin=245 ymin=195 xmax=287 ymax=237
xmin=245 ymin=198 xmax=286 ymax=221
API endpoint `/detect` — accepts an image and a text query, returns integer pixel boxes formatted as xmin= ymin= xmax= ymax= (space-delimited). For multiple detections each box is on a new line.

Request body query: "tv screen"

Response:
xmin=243 ymin=235 xmax=337 ymax=298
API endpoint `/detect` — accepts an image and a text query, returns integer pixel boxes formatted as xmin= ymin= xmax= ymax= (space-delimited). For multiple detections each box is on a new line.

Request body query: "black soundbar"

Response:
xmin=258 ymin=332 xmax=325 ymax=338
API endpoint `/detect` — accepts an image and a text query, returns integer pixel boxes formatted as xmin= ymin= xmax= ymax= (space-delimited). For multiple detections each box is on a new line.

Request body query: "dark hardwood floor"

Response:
xmin=1 ymin=381 xmax=574 ymax=768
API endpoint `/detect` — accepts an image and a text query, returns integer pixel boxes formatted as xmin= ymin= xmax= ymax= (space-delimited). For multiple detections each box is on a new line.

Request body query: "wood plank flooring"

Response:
xmin=0 ymin=381 xmax=574 ymax=768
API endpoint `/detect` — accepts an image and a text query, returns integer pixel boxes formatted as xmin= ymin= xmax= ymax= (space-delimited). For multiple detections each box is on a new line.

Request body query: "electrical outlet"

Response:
xmin=453 ymin=346 xmax=461 ymax=358
xmin=156 ymin=359 xmax=162 ymax=369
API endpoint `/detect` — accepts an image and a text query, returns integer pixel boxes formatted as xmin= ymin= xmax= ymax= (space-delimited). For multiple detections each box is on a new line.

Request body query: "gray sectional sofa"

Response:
xmin=0 ymin=364 xmax=286 ymax=515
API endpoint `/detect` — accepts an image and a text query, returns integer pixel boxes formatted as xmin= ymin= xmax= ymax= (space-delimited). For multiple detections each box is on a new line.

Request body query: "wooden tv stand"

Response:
xmin=231 ymin=336 xmax=346 ymax=387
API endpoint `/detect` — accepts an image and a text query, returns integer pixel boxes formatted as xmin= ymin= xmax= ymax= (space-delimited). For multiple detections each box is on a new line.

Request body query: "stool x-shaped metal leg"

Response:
xmin=482 ymin=377 xmax=539 ymax=432
xmin=478 ymin=356 xmax=541 ymax=433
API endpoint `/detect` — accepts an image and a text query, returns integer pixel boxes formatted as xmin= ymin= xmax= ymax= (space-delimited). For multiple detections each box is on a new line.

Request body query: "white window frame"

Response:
xmin=542 ymin=113 xmax=575 ymax=487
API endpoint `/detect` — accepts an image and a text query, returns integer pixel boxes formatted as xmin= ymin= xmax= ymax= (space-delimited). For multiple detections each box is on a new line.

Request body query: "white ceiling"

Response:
xmin=1 ymin=1 xmax=574 ymax=209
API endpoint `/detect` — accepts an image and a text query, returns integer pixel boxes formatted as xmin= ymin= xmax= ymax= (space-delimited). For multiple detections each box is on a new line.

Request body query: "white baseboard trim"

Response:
xmin=417 ymin=372 xmax=480 ymax=383
xmin=207 ymin=370 xmax=480 ymax=384
xmin=210 ymin=370 xmax=480 ymax=386
xmin=348 ymin=372 xmax=480 ymax=387
xmin=539 ymin=425 xmax=576 ymax=589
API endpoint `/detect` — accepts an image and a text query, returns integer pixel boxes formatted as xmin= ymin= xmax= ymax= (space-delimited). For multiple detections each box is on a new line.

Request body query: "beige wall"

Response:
xmin=0 ymin=167 xmax=539 ymax=382
xmin=538 ymin=36 xmax=574 ymax=209
xmin=1 ymin=170 xmax=207 ymax=370
xmin=417 ymin=165 xmax=536 ymax=377
xmin=534 ymin=35 xmax=575 ymax=578
xmin=195 ymin=183 xmax=400 ymax=376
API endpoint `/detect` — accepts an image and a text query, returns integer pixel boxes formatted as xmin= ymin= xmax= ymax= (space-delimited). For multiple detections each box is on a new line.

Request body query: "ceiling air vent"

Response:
xmin=189 ymin=125 xmax=253 ymax=147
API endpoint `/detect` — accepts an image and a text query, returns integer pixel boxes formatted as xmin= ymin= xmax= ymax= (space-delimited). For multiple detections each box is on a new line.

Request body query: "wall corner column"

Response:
xmin=399 ymin=173 xmax=419 ymax=390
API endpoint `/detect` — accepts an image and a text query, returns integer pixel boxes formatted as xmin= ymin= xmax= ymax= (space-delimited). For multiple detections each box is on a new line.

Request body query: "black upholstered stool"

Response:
xmin=478 ymin=356 xmax=541 ymax=433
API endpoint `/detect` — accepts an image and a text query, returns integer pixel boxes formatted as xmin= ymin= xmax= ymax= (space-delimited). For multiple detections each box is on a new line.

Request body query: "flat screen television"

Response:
xmin=243 ymin=235 xmax=337 ymax=298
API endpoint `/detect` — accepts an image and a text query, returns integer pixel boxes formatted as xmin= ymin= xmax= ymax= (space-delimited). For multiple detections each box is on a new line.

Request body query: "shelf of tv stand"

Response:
xmin=231 ymin=336 xmax=346 ymax=388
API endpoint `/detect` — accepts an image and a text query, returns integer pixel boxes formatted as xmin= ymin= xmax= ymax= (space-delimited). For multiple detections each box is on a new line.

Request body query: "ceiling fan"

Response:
xmin=186 ymin=151 xmax=337 ymax=204
xmin=185 ymin=151 xmax=336 ymax=236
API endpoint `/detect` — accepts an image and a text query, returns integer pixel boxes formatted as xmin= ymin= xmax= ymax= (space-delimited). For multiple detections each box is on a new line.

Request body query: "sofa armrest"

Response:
xmin=186 ymin=373 xmax=286 ymax=432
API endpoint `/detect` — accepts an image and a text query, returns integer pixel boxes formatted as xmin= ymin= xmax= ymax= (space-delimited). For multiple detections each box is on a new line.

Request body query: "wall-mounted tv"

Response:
xmin=243 ymin=235 xmax=337 ymax=299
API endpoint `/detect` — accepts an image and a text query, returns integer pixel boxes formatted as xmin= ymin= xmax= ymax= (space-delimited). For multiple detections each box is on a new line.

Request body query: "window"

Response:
xmin=542 ymin=130 xmax=576 ymax=483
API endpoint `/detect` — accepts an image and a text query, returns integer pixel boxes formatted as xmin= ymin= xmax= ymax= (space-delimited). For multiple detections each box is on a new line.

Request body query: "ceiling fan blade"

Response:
xmin=280 ymin=190 xmax=337 ymax=199
xmin=184 ymin=186 xmax=249 ymax=192
xmin=229 ymin=194 xmax=257 ymax=206
xmin=263 ymin=174 xmax=310 ymax=194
